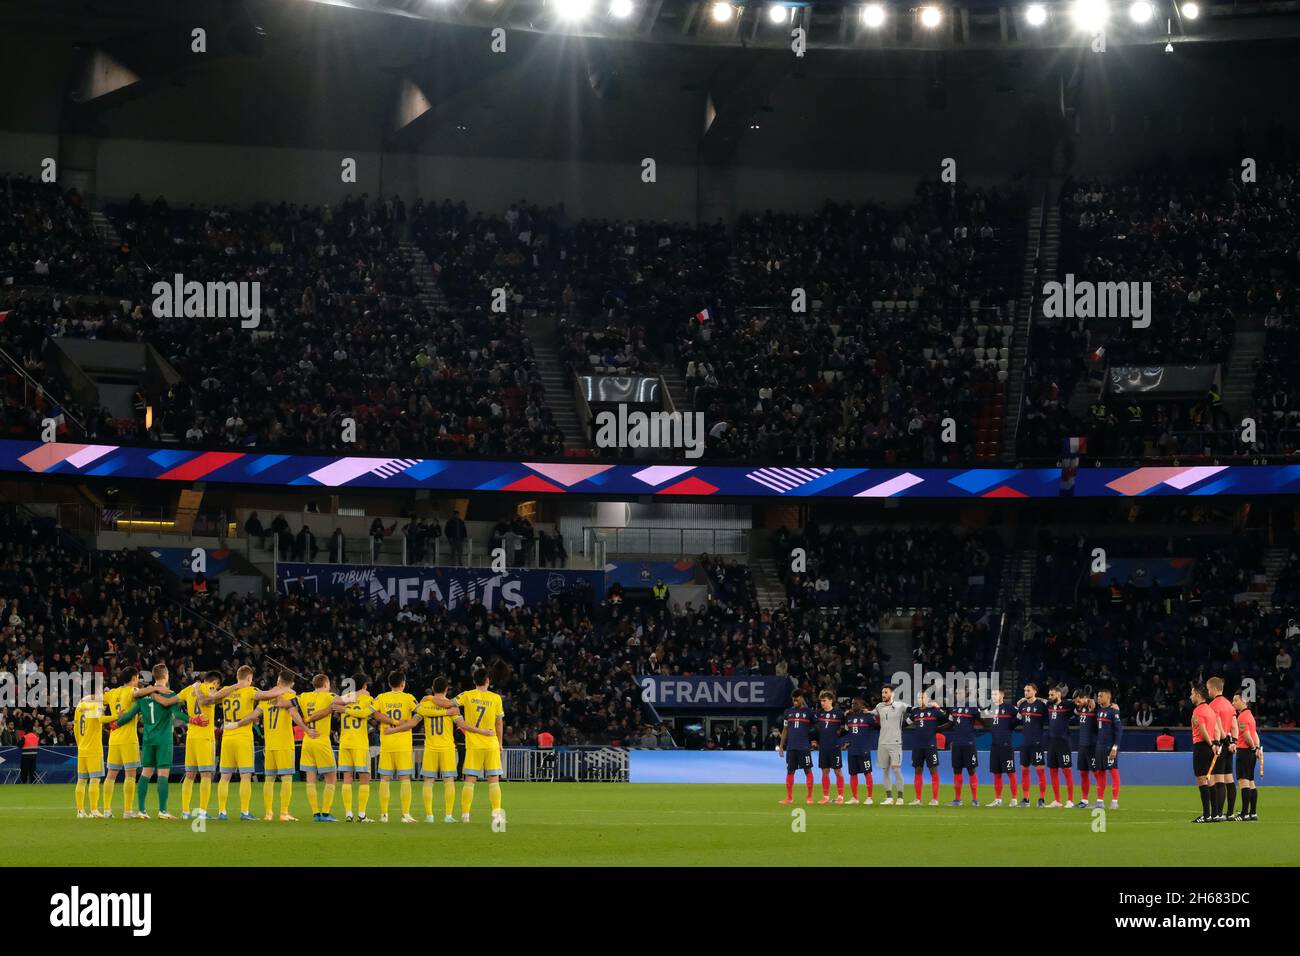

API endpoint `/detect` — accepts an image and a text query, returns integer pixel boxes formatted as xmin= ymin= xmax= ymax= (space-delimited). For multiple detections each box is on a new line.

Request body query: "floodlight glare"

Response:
xmin=1070 ymin=0 xmax=1109 ymax=31
xmin=555 ymin=0 xmax=594 ymax=19
xmin=1181 ymin=1 xmax=1199 ymax=18
xmin=1129 ymin=1 xmax=1153 ymax=23
xmin=919 ymin=5 xmax=942 ymax=28
xmin=767 ymin=3 xmax=788 ymax=23
xmin=1025 ymin=3 xmax=1047 ymax=25
xmin=861 ymin=3 xmax=887 ymax=27
xmin=610 ymin=0 xmax=634 ymax=17
xmin=711 ymin=2 xmax=734 ymax=21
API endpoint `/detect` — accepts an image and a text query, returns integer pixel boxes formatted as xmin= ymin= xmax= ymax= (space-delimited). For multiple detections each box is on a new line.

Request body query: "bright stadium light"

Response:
xmin=554 ymin=0 xmax=593 ymax=18
xmin=610 ymin=0 xmax=634 ymax=17
xmin=861 ymin=3 xmax=886 ymax=27
xmin=1181 ymin=1 xmax=1199 ymax=18
xmin=919 ymin=5 xmax=942 ymax=28
xmin=767 ymin=3 xmax=789 ymax=23
xmin=1129 ymin=0 xmax=1153 ymax=23
xmin=1025 ymin=3 xmax=1047 ymax=25
xmin=711 ymin=2 xmax=735 ymax=21
xmin=1070 ymin=0 xmax=1109 ymax=31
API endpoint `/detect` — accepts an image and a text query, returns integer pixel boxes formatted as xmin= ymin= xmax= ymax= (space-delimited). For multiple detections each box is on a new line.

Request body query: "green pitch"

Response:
xmin=1 ymin=784 xmax=1297 ymax=866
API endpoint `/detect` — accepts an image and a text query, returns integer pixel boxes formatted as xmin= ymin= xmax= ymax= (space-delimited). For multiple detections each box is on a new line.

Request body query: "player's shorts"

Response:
xmin=378 ymin=750 xmax=415 ymax=778
xmin=950 ymin=743 xmax=978 ymax=772
xmin=785 ymin=748 xmax=812 ymax=773
xmin=300 ymin=743 xmax=336 ymax=774
xmin=184 ymin=736 xmax=215 ymax=773
xmin=422 ymin=747 xmax=458 ymax=779
xmin=1214 ymin=740 xmax=1235 ymax=778
xmin=77 ymin=749 xmax=105 ymax=780
xmin=1234 ymin=749 xmax=1257 ymax=782
xmin=337 ymin=744 xmax=371 ymax=774
xmin=1019 ymin=744 xmax=1045 ymax=768
xmin=877 ymin=746 xmax=903 ymax=771
xmin=462 ymin=745 xmax=503 ymax=778
xmin=1193 ymin=742 xmax=1215 ymax=777
xmin=1047 ymin=740 xmax=1073 ymax=770
xmin=847 ymin=753 xmax=873 ymax=776
xmin=106 ymin=739 xmax=141 ymax=771
xmin=1076 ymin=749 xmax=1097 ymax=772
xmin=990 ymin=743 xmax=1015 ymax=774
xmin=219 ymin=736 xmax=255 ymax=774
xmin=1095 ymin=747 xmax=1118 ymax=771
xmin=911 ymin=746 xmax=939 ymax=770
xmin=816 ymin=748 xmax=842 ymax=771
xmin=263 ymin=748 xmax=295 ymax=777
xmin=141 ymin=742 xmax=171 ymax=770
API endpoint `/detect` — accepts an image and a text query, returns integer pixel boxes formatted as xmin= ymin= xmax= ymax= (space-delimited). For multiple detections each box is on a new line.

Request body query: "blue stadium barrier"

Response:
xmin=628 ymin=750 xmax=1300 ymax=786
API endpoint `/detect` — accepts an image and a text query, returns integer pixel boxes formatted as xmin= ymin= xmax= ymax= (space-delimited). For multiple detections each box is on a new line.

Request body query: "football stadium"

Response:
xmin=2 ymin=0 xmax=1299 ymax=927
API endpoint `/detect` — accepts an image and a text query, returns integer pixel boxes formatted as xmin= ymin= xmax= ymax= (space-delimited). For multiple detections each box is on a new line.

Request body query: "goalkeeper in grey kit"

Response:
xmin=873 ymin=684 xmax=909 ymax=805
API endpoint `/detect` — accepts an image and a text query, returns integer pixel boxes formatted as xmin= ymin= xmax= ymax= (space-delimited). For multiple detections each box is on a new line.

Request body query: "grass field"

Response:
xmin=2 ymin=784 xmax=1298 ymax=866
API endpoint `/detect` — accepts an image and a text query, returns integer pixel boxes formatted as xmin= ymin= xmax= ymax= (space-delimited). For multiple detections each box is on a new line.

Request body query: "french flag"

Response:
xmin=693 ymin=307 xmax=712 ymax=324
xmin=1089 ymin=345 xmax=1106 ymax=362
xmin=1062 ymin=437 xmax=1087 ymax=455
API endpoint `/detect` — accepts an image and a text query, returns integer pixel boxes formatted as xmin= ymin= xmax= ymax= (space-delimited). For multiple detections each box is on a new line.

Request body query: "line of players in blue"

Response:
xmin=777 ymin=681 xmax=1123 ymax=808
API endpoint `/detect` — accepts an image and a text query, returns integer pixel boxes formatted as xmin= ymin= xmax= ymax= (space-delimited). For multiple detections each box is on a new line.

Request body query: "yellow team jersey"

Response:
xmin=297 ymin=691 xmax=335 ymax=745
xmin=455 ymin=689 xmax=504 ymax=748
xmin=258 ymin=690 xmax=298 ymax=750
xmin=73 ymin=700 xmax=106 ymax=751
xmin=338 ymin=692 xmax=374 ymax=749
xmin=104 ymin=686 xmax=140 ymax=744
xmin=219 ymin=686 xmax=259 ymax=739
xmin=416 ymin=700 xmax=457 ymax=751
xmin=176 ymin=681 xmax=217 ymax=739
xmin=372 ymin=691 xmax=417 ymax=753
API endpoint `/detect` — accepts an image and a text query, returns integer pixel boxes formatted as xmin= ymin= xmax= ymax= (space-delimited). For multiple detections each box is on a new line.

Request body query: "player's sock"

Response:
xmin=488 ymin=780 xmax=502 ymax=812
xmin=1019 ymin=768 xmax=1029 ymax=796
xmin=954 ymin=775 xmax=963 ymax=802
xmin=136 ymin=777 xmax=149 ymax=814
xmin=1079 ymin=770 xmax=1090 ymax=799
xmin=1065 ymin=769 xmax=1074 ymax=803
xmin=124 ymin=778 xmax=137 ymax=814
xmin=358 ymin=782 xmax=370 ymax=816
xmin=1109 ymin=769 xmax=1120 ymax=801
xmin=88 ymin=779 xmax=100 ymax=813
xmin=217 ymin=779 xmax=230 ymax=814
xmin=785 ymin=774 xmax=794 ymax=800
xmin=200 ymin=778 xmax=212 ymax=813
xmin=1094 ymin=771 xmax=1106 ymax=798
xmin=1036 ymin=768 xmax=1047 ymax=798
xmin=263 ymin=781 xmax=276 ymax=817
xmin=306 ymin=782 xmax=320 ymax=815
xmin=461 ymin=778 xmax=476 ymax=814
xmin=1225 ymin=783 xmax=1236 ymax=816
xmin=157 ymin=777 xmax=170 ymax=814
xmin=820 ymin=771 xmax=830 ymax=798
xmin=1050 ymin=768 xmax=1061 ymax=802
xmin=1213 ymin=782 xmax=1226 ymax=816
xmin=969 ymin=777 xmax=978 ymax=801
xmin=103 ymin=776 xmax=115 ymax=812
xmin=378 ymin=781 xmax=391 ymax=816
xmin=849 ymin=777 xmax=859 ymax=800
xmin=1009 ymin=773 xmax=1018 ymax=799
xmin=341 ymin=783 xmax=353 ymax=816
xmin=239 ymin=779 xmax=252 ymax=814
xmin=444 ymin=778 xmax=456 ymax=817
xmin=805 ymin=775 xmax=815 ymax=798
xmin=321 ymin=782 xmax=334 ymax=814
xmin=281 ymin=779 xmax=294 ymax=815
xmin=423 ymin=781 xmax=435 ymax=817
xmin=835 ymin=771 xmax=844 ymax=797
xmin=400 ymin=779 xmax=412 ymax=816
xmin=1198 ymin=784 xmax=1211 ymax=817
xmin=75 ymin=780 xmax=86 ymax=813
xmin=993 ymin=774 xmax=1003 ymax=800
xmin=182 ymin=778 xmax=193 ymax=814
xmin=913 ymin=771 xmax=922 ymax=801
xmin=864 ymin=775 xmax=873 ymax=798
xmin=1248 ymin=789 xmax=1258 ymax=815
xmin=930 ymin=774 xmax=939 ymax=801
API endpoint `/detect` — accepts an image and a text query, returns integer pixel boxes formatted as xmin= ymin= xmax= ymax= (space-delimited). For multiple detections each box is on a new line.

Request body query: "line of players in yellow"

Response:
xmin=69 ymin=662 xmax=506 ymax=825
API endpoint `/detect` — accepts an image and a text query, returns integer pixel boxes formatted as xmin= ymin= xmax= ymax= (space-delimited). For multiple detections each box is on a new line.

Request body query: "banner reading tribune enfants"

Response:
xmin=276 ymin=564 xmax=601 ymax=611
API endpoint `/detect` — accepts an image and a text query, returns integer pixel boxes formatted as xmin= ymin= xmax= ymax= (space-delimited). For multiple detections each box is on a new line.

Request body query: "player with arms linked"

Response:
xmin=777 ymin=690 xmax=815 ymax=804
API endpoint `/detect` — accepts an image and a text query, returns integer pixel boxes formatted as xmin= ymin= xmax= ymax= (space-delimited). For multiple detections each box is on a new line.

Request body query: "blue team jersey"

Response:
xmin=1046 ymin=700 xmax=1074 ymax=740
xmin=843 ymin=711 xmax=879 ymax=755
xmin=814 ymin=708 xmax=845 ymax=751
xmin=985 ymin=703 xmax=1019 ymax=744
xmin=908 ymin=706 xmax=944 ymax=748
xmin=945 ymin=705 xmax=979 ymax=746
xmin=1018 ymin=698 xmax=1048 ymax=744
xmin=782 ymin=706 xmax=814 ymax=750
xmin=1095 ymin=704 xmax=1123 ymax=750
xmin=1075 ymin=705 xmax=1096 ymax=748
